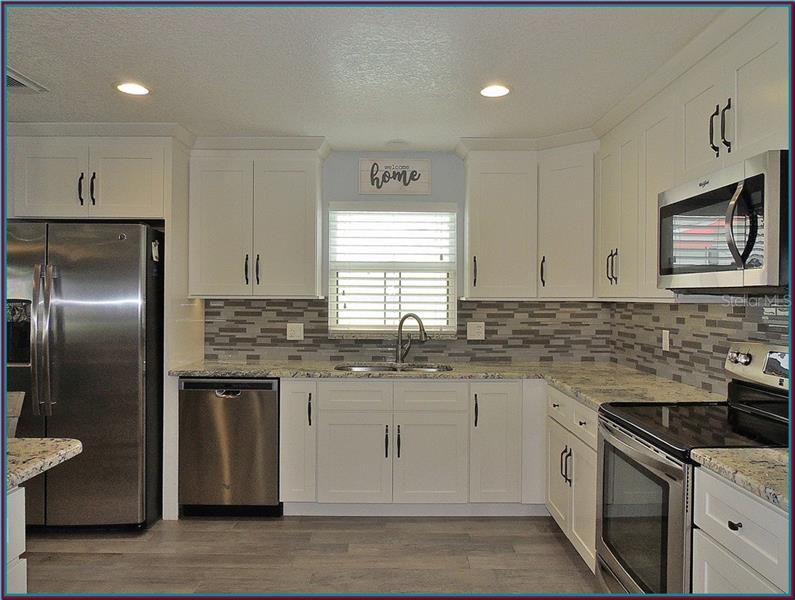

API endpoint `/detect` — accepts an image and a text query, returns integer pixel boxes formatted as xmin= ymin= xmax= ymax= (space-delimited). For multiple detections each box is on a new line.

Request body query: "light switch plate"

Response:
xmin=662 ymin=329 xmax=670 ymax=352
xmin=467 ymin=321 xmax=485 ymax=341
xmin=286 ymin=323 xmax=304 ymax=341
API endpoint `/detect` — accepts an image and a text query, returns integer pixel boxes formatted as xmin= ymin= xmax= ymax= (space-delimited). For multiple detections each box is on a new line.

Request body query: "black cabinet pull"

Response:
xmin=565 ymin=449 xmax=573 ymax=486
xmin=244 ymin=254 xmax=249 ymax=285
xmin=474 ymin=394 xmax=479 ymax=427
xmin=612 ymin=248 xmax=619 ymax=285
xmin=578 ymin=420 xmax=587 ymax=426
xmin=255 ymin=254 xmax=261 ymax=285
xmin=384 ymin=425 xmax=389 ymax=458
xmin=78 ymin=172 xmax=85 ymax=206
xmin=473 ymin=256 xmax=478 ymax=288
xmin=560 ymin=445 xmax=568 ymax=480
xmin=540 ymin=256 xmax=546 ymax=287
xmin=397 ymin=425 xmax=401 ymax=458
xmin=606 ymin=251 xmax=612 ymax=284
xmin=727 ymin=520 xmax=743 ymax=531
xmin=552 ymin=402 xmax=560 ymax=408
xmin=720 ymin=98 xmax=732 ymax=152
xmin=307 ymin=392 xmax=312 ymax=427
xmin=89 ymin=172 xmax=97 ymax=205
xmin=709 ymin=104 xmax=720 ymax=157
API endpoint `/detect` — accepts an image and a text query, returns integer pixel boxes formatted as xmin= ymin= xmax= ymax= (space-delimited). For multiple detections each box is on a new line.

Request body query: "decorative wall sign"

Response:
xmin=359 ymin=159 xmax=431 ymax=195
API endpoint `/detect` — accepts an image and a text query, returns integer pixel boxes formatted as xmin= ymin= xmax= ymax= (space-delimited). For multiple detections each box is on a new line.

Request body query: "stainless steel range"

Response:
xmin=595 ymin=342 xmax=789 ymax=593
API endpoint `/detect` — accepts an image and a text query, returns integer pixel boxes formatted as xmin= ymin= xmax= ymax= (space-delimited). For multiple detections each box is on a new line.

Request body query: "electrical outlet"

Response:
xmin=662 ymin=329 xmax=670 ymax=352
xmin=286 ymin=323 xmax=304 ymax=341
xmin=467 ymin=321 xmax=485 ymax=341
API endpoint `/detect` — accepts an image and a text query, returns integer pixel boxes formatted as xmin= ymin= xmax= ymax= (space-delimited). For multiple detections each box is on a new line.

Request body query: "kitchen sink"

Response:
xmin=333 ymin=363 xmax=453 ymax=373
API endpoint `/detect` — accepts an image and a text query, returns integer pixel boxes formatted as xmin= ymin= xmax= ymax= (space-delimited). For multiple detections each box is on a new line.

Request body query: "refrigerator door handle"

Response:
xmin=42 ymin=264 xmax=57 ymax=415
xmin=31 ymin=264 xmax=44 ymax=416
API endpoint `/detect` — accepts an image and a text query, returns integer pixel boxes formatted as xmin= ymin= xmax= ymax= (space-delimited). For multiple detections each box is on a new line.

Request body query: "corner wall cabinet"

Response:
xmin=464 ymin=151 xmax=538 ymax=299
xmin=188 ymin=151 xmax=322 ymax=298
xmin=545 ymin=386 xmax=598 ymax=571
xmin=9 ymin=137 xmax=166 ymax=218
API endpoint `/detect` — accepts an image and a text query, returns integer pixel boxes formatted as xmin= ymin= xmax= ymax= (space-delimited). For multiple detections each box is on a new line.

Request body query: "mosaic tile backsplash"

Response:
xmin=204 ymin=297 xmax=789 ymax=395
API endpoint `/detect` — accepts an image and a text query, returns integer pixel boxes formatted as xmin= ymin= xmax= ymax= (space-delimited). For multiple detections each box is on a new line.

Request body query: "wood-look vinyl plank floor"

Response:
xmin=26 ymin=516 xmax=599 ymax=595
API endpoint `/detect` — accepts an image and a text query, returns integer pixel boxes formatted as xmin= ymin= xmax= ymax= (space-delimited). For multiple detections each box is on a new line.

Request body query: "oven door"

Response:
xmin=596 ymin=419 xmax=690 ymax=594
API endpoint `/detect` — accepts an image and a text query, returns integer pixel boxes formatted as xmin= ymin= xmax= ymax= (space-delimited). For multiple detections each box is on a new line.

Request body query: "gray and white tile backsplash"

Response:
xmin=204 ymin=296 xmax=789 ymax=395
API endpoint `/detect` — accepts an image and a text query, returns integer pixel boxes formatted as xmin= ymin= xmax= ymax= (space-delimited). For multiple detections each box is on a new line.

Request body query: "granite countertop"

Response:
xmin=691 ymin=447 xmax=789 ymax=512
xmin=7 ymin=438 xmax=83 ymax=488
xmin=169 ymin=360 xmax=723 ymax=411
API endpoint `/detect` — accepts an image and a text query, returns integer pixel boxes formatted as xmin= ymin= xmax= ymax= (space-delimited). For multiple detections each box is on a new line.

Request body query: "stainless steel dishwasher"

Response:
xmin=178 ymin=378 xmax=279 ymax=509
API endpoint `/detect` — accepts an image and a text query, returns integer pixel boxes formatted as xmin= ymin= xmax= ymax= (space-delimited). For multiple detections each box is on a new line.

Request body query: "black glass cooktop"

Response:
xmin=599 ymin=402 xmax=785 ymax=461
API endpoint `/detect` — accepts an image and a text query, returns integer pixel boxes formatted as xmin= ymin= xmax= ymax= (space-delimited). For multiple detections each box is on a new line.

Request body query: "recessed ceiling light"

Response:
xmin=116 ymin=82 xmax=149 ymax=96
xmin=480 ymin=84 xmax=510 ymax=98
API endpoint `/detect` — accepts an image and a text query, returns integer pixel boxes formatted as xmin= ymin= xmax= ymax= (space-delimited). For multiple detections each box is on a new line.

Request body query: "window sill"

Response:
xmin=327 ymin=332 xmax=458 ymax=341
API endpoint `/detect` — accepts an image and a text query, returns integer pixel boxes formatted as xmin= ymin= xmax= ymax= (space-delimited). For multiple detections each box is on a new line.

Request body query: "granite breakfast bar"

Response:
xmin=6 ymin=437 xmax=83 ymax=594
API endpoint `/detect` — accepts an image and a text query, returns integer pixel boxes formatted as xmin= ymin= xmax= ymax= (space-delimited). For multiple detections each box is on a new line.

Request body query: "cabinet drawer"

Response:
xmin=571 ymin=402 xmax=598 ymax=450
xmin=692 ymin=529 xmax=780 ymax=594
xmin=318 ymin=381 xmax=393 ymax=412
xmin=694 ymin=468 xmax=788 ymax=590
xmin=394 ymin=382 xmax=468 ymax=412
xmin=7 ymin=487 xmax=25 ymax=561
xmin=547 ymin=386 xmax=574 ymax=425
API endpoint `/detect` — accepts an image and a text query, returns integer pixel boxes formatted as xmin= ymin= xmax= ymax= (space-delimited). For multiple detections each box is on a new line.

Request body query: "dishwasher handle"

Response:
xmin=179 ymin=378 xmax=279 ymax=393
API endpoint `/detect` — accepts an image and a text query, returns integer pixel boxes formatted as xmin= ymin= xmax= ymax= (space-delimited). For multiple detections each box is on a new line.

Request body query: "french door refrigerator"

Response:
xmin=6 ymin=222 xmax=163 ymax=527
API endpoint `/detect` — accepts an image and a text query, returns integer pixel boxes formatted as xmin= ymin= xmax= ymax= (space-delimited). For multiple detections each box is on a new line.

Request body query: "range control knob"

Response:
xmin=727 ymin=351 xmax=739 ymax=364
xmin=736 ymin=353 xmax=752 ymax=366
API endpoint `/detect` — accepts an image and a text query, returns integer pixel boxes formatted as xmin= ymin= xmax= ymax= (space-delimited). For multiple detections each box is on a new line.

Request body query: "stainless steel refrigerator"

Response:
xmin=6 ymin=222 xmax=163 ymax=527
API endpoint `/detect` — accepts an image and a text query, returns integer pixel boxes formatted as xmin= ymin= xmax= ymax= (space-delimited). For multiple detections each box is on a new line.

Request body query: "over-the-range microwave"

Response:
xmin=658 ymin=150 xmax=788 ymax=293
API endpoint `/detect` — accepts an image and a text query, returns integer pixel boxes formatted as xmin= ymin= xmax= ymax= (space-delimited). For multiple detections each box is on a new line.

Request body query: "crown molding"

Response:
xmin=591 ymin=7 xmax=764 ymax=137
xmin=455 ymin=127 xmax=597 ymax=158
xmin=7 ymin=122 xmax=195 ymax=149
xmin=192 ymin=136 xmax=329 ymax=157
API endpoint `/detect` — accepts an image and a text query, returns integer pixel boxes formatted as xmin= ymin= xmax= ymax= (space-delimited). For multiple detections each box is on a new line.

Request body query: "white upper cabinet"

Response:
xmin=9 ymin=137 xmax=166 ymax=219
xmin=89 ymin=139 xmax=165 ymax=218
xmin=188 ymin=156 xmax=254 ymax=296
xmin=469 ymin=381 xmax=523 ymax=503
xmin=465 ymin=151 xmax=538 ymax=300
xmin=189 ymin=151 xmax=322 ymax=298
xmin=253 ymin=157 xmax=321 ymax=297
xmin=537 ymin=143 xmax=596 ymax=298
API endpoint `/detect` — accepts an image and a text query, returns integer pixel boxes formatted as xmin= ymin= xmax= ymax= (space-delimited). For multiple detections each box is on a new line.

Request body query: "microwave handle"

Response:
xmin=725 ymin=181 xmax=746 ymax=267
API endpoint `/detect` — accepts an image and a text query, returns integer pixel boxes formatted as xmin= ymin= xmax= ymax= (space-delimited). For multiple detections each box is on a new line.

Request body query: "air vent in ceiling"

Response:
xmin=6 ymin=68 xmax=47 ymax=93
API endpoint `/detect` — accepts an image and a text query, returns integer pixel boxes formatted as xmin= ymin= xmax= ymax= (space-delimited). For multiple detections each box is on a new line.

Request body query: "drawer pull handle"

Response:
xmin=578 ymin=420 xmax=587 ymax=426
xmin=552 ymin=403 xmax=560 ymax=408
xmin=727 ymin=520 xmax=743 ymax=531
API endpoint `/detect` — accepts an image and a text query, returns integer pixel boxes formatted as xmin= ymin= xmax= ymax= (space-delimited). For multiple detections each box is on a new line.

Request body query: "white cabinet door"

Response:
xmin=469 ymin=382 xmax=523 ymax=502
xmin=681 ymin=76 xmax=726 ymax=181
xmin=614 ymin=136 xmax=640 ymax=297
xmin=595 ymin=145 xmax=619 ymax=297
xmin=393 ymin=411 xmax=469 ymax=503
xmin=10 ymin=137 xmax=89 ymax=218
xmin=568 ymin=434 xmax=597 ymax=571
xmin=188 ymin=157 xmax=254 ymax=296
xmin=639 ymin=107 xmax=678 ymax=299
xmin=545 ymin=416 xmax=570 ymax=532
xmin=253 ymin=157 xmax=320 ymax=297
xmin=88 ymin=139 xmax=165 ymax=218
xmin=721 ymin=9 xmax=789 ymax=163
xmin=317 ymin=411 xmax=392 ymax=503
xmin=279 ymin=381 xmax=317 ymax=502
xmin=537 ymin=144 xmax=595 ymax=298
xmin=466 ymin=152 xmax=537 ymax=299
xmin=692 ymin=529 xmax=781 ymax=594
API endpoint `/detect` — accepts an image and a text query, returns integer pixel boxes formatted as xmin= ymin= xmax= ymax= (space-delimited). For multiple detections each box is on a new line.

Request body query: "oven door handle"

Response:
xmin=599 ymin=421 xmax=684 ymax=481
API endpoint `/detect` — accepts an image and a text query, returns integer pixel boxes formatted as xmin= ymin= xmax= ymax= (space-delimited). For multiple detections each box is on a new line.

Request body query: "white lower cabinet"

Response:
xmin=469 ymin=382 xmax=523 ymax=503
xmin=7 ymin=486 xmax=27 ymax=593
xmin=392 ymin=411 xmax=469 ymax=503
xmin=692 ymin=529 xmax=780 ymax=594
xmin=545 ymin=388 xmax=598 ymax=571
xmin=317 ymin=411 xmax=393 ymax=503
xmin=279 ymin=380 xmax=317 ymax=502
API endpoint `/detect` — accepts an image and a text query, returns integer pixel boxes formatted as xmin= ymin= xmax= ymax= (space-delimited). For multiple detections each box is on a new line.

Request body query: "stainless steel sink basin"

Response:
xmin=333 ymin=363 xmax=453 ymax=373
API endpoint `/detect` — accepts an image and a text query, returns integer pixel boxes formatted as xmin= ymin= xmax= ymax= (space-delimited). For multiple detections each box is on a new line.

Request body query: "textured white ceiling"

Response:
xmin=7 ymin=6 xmax=724 ymax=150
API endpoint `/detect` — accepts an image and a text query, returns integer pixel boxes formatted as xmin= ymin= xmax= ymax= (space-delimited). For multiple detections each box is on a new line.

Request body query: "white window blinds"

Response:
xmin=329 ymin=210 xmax=457 ymax=333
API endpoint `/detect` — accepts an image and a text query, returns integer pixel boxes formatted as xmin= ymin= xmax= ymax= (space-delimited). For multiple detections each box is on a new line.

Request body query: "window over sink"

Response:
xmin=328 ymin=205 xmax=457 ymax=335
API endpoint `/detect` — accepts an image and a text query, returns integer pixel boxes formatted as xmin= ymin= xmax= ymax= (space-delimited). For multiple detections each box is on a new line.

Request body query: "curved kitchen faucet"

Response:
xmin=395 ymin=313 xmax=429 ymax=363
